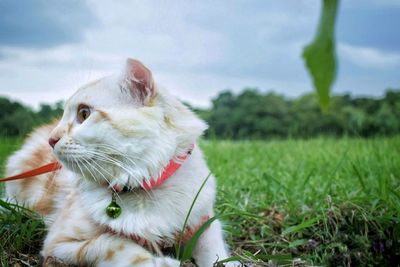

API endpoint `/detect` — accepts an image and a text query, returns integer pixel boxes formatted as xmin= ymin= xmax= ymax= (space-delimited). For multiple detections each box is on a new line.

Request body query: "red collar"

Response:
xmin=0 ymin=145 xmax=194 ymax=190
xmin=113 ymin=144 xmax=194 ymax=192
xmin=142 ymin=144 xmax=194 ymax=190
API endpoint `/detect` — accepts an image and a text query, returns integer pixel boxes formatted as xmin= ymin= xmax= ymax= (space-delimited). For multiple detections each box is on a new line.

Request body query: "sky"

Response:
xmin=0 ymin=0 xmax=399 ymax=108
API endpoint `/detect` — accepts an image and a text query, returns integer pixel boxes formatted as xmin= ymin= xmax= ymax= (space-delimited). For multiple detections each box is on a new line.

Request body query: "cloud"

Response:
xmin=0 ymin=0 xmax=398 ymax=109
xmin=0 ymin=0 xmax=97 ymax=48
xmin=345 ymin=0 xmax=400 ymax=8
xmin=0 ymin=46 xmax=122 ymax=70
xmin=338 ymin=2 xmax=400 ymax=51
xmin=338 ymin=43 xmax=400 ymax=69
xmin=83 ymin=0 xmax=320 ymax=79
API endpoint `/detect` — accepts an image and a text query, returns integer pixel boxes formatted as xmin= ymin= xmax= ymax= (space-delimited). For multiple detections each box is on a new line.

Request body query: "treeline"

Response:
xmin=0 ymin=97 xmax=63 ymax=136
xmin=193 ymin=88 xmax=400 ymax=139
xmin=1 ymin=89 xmax=400 ymax=139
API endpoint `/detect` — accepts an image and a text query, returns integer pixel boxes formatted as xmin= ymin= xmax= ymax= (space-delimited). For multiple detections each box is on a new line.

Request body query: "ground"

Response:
xmin=1 ymin=137 xmax=399 ymax=266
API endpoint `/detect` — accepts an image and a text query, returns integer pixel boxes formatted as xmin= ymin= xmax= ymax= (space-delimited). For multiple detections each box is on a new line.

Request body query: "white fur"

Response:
xmin=5 ymin=60 xmax=234 ymax=266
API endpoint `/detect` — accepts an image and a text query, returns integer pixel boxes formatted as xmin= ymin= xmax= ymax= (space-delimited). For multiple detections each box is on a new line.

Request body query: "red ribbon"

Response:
xmin=0 ymin=162 xmax=62 ymax=182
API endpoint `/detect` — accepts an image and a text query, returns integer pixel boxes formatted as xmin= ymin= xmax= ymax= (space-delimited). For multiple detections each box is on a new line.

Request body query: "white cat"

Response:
xmin=5 ymin=59 xmax=233 ymax=266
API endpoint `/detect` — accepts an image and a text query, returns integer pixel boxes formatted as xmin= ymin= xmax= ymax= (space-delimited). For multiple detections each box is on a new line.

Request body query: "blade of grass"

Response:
xmin=282 ymin=217 xmax=319 ymax=236
xmin=181 ymin=214 xmax=230 ymax=261
xmin=351 ymin=162 xmax=367 ymax=194
xmin=288 ymin=239 xmax=308 ymax=248
xmin=182 ymin=208 xmax=276 ymax=261
xmin=218 ymin=203 xmax=264 ymax=219
xmin=217 ymin=253 xmax=293 ymax=264
xmin=175 ymin=172 xmax=212 ymax=257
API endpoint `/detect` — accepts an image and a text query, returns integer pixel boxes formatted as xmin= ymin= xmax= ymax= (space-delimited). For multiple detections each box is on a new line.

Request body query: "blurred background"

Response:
xmin=1 ymin=2 xmax=400 ymax=265
xmin=0 ymin=0 xmax=399 ymax=138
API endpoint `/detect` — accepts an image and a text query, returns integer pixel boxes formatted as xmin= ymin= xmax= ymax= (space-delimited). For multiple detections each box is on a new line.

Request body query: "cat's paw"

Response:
xmin=135 ymin=256 xmax=180 ymax=267
xmin=105 ymin=255 xmax=180 ymax=267
xmin=42 ymin=256 xmax=69 ymax=267
xmin=222 ymin=261 xmax=242 ymax=267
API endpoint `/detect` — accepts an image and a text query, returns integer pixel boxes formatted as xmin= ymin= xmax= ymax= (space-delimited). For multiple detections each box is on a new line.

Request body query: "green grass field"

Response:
xmin=1 ymin=137 xmax=399 ymax=266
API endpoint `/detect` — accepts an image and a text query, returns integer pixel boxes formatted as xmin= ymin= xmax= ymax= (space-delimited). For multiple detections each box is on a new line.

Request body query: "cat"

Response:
xmin=4 ymin=59 xmax=234 ymax=266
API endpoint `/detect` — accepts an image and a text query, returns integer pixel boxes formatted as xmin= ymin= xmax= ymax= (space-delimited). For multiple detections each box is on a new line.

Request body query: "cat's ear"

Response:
xmin=123 ymin=58 xmax=156 ymax=104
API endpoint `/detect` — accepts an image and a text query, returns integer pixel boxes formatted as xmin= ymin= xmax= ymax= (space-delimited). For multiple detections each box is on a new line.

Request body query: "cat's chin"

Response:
xmin=58 ymin=159 xmax=97 ymax=178
xmin=62 ymin=162 xmax=136 ymax=188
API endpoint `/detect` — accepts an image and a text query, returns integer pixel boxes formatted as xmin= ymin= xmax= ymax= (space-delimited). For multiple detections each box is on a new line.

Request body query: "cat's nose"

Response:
xmin=48 ymin=137 xmax=60 ymax=148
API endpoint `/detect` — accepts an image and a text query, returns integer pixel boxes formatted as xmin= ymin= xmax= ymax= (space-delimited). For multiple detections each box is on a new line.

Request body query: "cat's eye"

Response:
xmin=77 ymin=105 xmax=91 ymax=123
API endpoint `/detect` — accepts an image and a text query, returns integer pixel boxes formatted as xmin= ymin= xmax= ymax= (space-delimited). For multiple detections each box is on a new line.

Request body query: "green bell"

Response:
xmin=106 ymin=192 xmax=121 ymax=219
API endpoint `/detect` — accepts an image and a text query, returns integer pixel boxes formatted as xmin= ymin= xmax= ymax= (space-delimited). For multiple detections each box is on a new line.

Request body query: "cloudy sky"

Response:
xmin=0 ymin=0 xmax=399 ymax=108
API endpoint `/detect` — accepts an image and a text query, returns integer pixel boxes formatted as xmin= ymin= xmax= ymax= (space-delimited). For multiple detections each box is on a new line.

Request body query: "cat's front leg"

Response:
xmin=41 ymin=193 xmax=180 ymax=267
xmin=95 ymin=236 xmax=181 ymax=267
xmin=42 ymin=232 xmax=180 ymax=267
xmin=191 ymin=219 xmax=239 ymax=267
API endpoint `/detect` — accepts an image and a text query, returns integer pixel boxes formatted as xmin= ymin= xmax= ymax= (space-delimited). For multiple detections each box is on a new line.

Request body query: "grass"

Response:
xmin=1 ymin=137 xmax=399 ymax=266
xmin=0 ymin=137 xmax=45 ymax=266
xmin=203 ymin=137 xmax=400 ymax=266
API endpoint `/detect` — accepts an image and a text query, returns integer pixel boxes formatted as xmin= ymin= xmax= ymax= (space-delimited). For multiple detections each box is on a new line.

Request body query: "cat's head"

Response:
xmin=49 ymin=58 xmax=207 ymax=188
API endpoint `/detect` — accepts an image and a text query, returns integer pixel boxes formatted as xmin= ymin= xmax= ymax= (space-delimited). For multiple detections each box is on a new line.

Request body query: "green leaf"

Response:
xmin=217 ymin=253 xmax=293 ymax=264
xmin=282 ymin=217 xmax=319 ymax=236
xmin=351 ymin=162 xmax=368 ymax=194
xmin=175 ymin=173 xmax=212 ymax=257
xmin=302 ymin=0 xmax=340 ymax=111
xmin=289 ymin=239 xmax=308 ymax=248
xmin=181 ymin=215 xmax=224 ymax=261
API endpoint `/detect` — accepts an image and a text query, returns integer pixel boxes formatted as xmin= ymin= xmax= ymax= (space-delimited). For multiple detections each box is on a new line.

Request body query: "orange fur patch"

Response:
xmin=131 ymin=254 xmax=151 ymax=264
xmin=96 ymin=110 xmax=111 ymax=121
xmin=118 ymin=243 xmax=125 ymax=250
xmin=104 ymin=249 xmax=115 ymax=261
xmin=164 ymin=115 xmax=174 ymax=128
xmin=55 ymin=234 xmax=91 ymax=244
xmin=96 ymin=109 xmax=131 ymax=136
xmin=76 ymin=233 xmax=101 ymax=264
xmin=35 ymin=172 xmax=58 ymax=215
xmin=67 ymin=122 xmax=73 ymax=134
xmin=77 ymin=239 xmax=91 ymax=264
xmin=19 ymin=132 xmax=56 ymax=204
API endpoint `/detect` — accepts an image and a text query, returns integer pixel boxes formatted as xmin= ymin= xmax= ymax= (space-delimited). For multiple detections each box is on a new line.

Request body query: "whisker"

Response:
xmin=75 ymin=158 xmax=88 ymax=181
xmin=84 ymin=150 xmax=155 ymax=200
xmin=87 ymin=160 xmax=126 ymax=204
xmin=90 ymin=143 xmax=141 ymax=164
xmin=86 ymin=151 xmax=142 ymax=184
xmin=80 ymin=157 xmax=99 ymax=183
